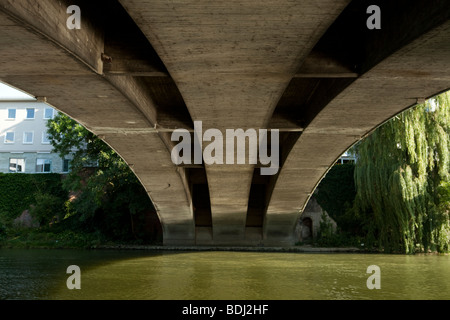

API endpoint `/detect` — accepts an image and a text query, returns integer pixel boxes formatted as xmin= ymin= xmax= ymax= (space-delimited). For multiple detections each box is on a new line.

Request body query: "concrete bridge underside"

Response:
xmin=0 ymin=0 xmax=449 ymax=246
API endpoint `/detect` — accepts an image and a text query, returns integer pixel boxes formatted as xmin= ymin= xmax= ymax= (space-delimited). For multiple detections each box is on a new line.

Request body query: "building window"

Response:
xmin=5 ymin=132 xmax=15 ymax=144
xmin=42 ymin=132 xmax=51 ymax=144
xmin=36 ymin=159 xmax=52 ymax=173
xmin=26 ymin=108 xmax=35 ymax=119
xmin=9 ymin=158 xmax=25 ymax=173
xmin=44 ymin=108 xmax=54 ymax=119
xmin=7 ymin=109 xmax=16 ymax=119
xmin=23 ymin=132 xmax=34 ymax=144
xmin=63 ymin=159 xmax=70 ymax=173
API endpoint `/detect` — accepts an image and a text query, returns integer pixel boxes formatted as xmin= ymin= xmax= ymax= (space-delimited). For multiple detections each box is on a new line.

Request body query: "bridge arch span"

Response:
xmin=0 ymin=0 xmax=201 ymax=245
xmin=1 ymin=0 xmax=449 ymax=246
xmin=264 ymin=13 xmax=450 ymax=244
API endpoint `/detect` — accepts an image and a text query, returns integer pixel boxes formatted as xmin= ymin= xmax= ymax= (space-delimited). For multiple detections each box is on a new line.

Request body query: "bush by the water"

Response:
xmin=0 ymin=173 xmax=65 ymax=224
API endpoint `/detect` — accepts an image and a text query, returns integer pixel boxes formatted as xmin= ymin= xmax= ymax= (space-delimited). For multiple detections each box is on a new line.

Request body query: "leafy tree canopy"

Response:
xmin=47 ymin=113 xmax=158 ymax=241
xmin=353 ymin=92 xmax=450 ymax=253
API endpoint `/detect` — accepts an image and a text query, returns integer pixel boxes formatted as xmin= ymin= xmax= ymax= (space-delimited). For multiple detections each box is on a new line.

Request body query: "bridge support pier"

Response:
xmin=161 ymin=218 xmax=301 ymax=246
xmin=262 ymin=233 xmax=297 ymax=247
xmin=210 ymin=225 xmax=246 ymax=246
xmin=262 ymin=214 xmax=299 ymax=246
xmin=162 ymin=224 xmax=196 ymax=246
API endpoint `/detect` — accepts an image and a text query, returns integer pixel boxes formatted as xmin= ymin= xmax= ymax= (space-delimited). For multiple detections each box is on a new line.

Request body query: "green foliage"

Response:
xmin=316 ymin=164 xmax=359 ymax=232
xmin=313 ymin=92 xmax=450 ymax=253
xmin=0 ymin=223 xmax=5 ymax=241
xmin=0 ymin=226 xmax=106 ymax=249
xmin=0 ymin=113 xmax=161 ymax=247
xmin=314 ymin=211 xmax=362 ymax=248
xmin=29 ymin=192 xmax=65 ymax=225
xmin=47 ymin=113 xmax=160 ymax=243
xmin=354 ymin=92 xmax=450 ymax=253
xmin=315 ymin=163 xmax=369 ymax=247
xmin=0 ymin=173 xmax=65 ymax=221
xmin=316 ymin=213 xmax=334 ymax=242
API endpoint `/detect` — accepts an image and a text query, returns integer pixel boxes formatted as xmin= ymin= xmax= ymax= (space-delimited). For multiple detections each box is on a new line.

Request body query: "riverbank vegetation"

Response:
xmin=1 ymin=92 xmax=449 ymax=253
xmin=316 ymin=91 xmax=450 ymax=254
xmin=0 ymin=113 xmax=163 ymax=249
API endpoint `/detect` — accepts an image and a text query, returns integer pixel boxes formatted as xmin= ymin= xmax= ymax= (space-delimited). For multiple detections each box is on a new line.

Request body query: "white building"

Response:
xmin=0 ymin=81 xmax=73 ymax=174
xmin=0 ymin=101 xmax=71 ymax=174
xmin=336 ymin=150 xmax=357 ymax=164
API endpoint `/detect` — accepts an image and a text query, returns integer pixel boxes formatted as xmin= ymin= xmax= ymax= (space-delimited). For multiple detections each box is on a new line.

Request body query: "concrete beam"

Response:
xmin=120 ymin=0 xmax=351 ymax=245
xmin=2 ymin=0 xmax=449 ymax=247
xmin=294 ymin=51 xmax=359 ymax=78
xmin=264 ymin=19 xmax=450 ymax=246
xmin=0 ymin=0 xmax=104 ymax=74
xmin=0 ymin=0 xmax=195 ymax=245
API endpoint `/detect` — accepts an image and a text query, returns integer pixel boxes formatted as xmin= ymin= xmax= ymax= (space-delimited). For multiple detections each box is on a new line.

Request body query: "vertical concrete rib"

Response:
xmin=120 ymin=0 xmax=350 ymax=244
xmin=0 ymin=0 xmax=196 ymax=245
xmin=265 ymin=20 xmax=450 ymax=245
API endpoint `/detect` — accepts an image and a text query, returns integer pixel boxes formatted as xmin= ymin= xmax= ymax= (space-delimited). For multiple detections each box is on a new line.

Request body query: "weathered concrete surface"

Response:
xmin=119 ymin=0 xmax=350 ymax=244
xmin=265 ymin=19 xmax=450 ymax=244
xmin=295 ymin=196 xmax=337 ymax=242
xmin=0 ymin=0 xmax=195 ymax=244
xmin=0 ymin=0 xmax=449 ymax=246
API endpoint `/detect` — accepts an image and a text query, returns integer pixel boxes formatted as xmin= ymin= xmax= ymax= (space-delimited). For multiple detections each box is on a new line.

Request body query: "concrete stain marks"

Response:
xmin=3 ymin=0 xmax=449 ymax=246
xmin=266 ymin=18 xmax=450 ymax=232
xmin=118 ymin=0 xmax=350 ymax=241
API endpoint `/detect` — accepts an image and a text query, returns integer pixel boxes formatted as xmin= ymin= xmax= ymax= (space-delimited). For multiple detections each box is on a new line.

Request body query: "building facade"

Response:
xmin=335 ymin=150 xmax=357 ymax=164
xmin=0 ymin=101 xmax=71 ymax=174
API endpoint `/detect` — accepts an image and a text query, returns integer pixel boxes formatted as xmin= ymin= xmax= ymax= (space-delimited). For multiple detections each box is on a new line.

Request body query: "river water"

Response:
xmin=0 ymin=248 xmax=449 ymax=300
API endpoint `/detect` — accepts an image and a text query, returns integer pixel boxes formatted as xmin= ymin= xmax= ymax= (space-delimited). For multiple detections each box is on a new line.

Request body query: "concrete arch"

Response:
xmin=0 ymin=0 xmax=197 ymax=245
xmin=1 ymin=0 xmax=449 ymax=246
xmin=264 ymin=12 xmax=450 ymax=244
xmin=120 ymin=0 xmax=351 ymax=245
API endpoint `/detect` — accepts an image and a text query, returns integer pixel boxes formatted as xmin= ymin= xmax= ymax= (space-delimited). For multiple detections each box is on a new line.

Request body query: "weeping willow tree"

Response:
xmin=354 ymin=91 xmax=450 ymax=253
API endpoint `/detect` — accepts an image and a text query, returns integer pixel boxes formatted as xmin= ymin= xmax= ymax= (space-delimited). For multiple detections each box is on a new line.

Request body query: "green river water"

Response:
xmin=0 ymin=248 xmax=449 ymax=300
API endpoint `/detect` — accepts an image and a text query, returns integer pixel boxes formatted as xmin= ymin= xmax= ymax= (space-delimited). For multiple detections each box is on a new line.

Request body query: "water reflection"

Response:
xmin=1 ymin=249 xmax=449 ymax=300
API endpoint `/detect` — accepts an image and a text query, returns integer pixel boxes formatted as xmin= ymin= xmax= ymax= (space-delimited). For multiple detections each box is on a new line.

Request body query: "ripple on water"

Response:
xmin=1 ymin=249 xmax=449 ymax=300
